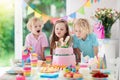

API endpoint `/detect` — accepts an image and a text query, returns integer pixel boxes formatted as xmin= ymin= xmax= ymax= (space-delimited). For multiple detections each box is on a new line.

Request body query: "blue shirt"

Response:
xmin=73 ymin=33 xmax=99 ymax=58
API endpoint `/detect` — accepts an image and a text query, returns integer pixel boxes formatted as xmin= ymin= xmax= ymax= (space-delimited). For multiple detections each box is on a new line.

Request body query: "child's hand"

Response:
xmin=42 ymin=58 xmax=46 ymax=61
xmin=41 ymin=56 xmax=46 ymax=61
xmin=40 ymin=53 xmax=46 ymax=61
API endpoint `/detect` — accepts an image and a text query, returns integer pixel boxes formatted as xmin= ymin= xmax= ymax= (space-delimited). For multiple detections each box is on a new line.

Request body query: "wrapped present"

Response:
xmin=94 ymin=21 xmax=105 ymax=39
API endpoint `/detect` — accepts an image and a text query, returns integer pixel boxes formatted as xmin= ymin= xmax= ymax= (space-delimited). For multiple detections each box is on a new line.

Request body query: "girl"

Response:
xmin=73 ymin=18 xmax=99 ymax=58
xmin=25 ymin=17 xmax=48 ymax=61
xmin=50 ymin=19 xmax=80 ymax=64
xmin=50 ymin=19 xmax=71 ymax=55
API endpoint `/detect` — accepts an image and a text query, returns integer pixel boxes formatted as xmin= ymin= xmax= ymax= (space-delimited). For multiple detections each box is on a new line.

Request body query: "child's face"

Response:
xmin=31 ymin=21 xmax=42 ymax=35
xmin=74 ymin=25 xmax=87 ymax=39
xmin=55 ymin=23 xmax=67 ymax=39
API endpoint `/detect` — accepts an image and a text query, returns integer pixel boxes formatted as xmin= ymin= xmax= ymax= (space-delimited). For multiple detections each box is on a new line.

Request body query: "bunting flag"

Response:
xmin=84 ymin=0 xmax=91 ymax=7
xmin=34 ymin=11 xmax=41 ymax=18
xmin=41 ymin=14 xmax=51 ymax=23
xmin=97 ymin=0 xmax=101 ymax=2
xmin=77 ymin=6 xmax=85 ymax=15
xmin=34 ymin=8 xmax=42 ymax=14
xmin=29 ymin=3 xmax=42 ymax=14
xmin=94 ymin=0 xmax=97 ymax=3
xmin=50 ymin=18 xmax=60 ymax=24
xmin=29 ymin=3 xmax=36 ymax=9
xmin=61 ymin=16 xmax=68 ymax=21
xmin=91 ymin=0 xmax=94 ymax=3
xmin=27 ymin=6 xmax=34 ymax=15
xmin=69 ymin=12 xmax=76 ymax=19
xmin=26 ymin=0 xmax=102 ymax=20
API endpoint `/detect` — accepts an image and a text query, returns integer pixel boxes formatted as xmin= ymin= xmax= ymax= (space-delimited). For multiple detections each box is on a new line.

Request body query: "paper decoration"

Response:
xmin=26 ymin=0 xmax=102 ymax=20
xmin=77 ymin=6 xmax=85 ymax=15
xmin=29 ymin=3 xmax=36 ymax=9
xmin=27 ymin=6 xmax=34 ymax=15
xmin=69 ymin=12 xmax=76 ymax=19
xmin=41 ymin=14 xmax=51 ymax=23
xmin=34 ymin=11 xmax=41 ymax=18
xmin=61 ymin=16 xmax=68 ymax=21
xmin=50 ymin=18 xmax=60 ymax=24
xmin=91 ymin=0 xmax=94 ymax=3
xmin=94 ymin=0 xmax=97 ymax=3
xmin=97 ymin=0 xmax=101 ymax=2
xmin=84 ymin=0 xmax=91 ymax=7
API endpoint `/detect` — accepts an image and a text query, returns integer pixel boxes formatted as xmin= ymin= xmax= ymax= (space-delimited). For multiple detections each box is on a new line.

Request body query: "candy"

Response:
xmin=71 ymin=68 xmax=76 ymax=72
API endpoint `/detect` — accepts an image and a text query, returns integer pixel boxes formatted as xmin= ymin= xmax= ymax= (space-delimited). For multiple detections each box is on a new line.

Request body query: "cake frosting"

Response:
xmin=55 ymin=47 xmax=73 ymax=54
xmin=52 ymin=47 xmax=76 ymax=66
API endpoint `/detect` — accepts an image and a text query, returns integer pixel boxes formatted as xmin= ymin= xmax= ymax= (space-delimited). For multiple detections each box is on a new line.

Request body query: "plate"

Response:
xmin=39 ymin=72 xmax=59 ymax=78
xmin=7 ymin=69 xmax=23 ymax=75
xmin=16 ymin=63 xmax=22 ymax=67
xmin=6 ymin=70 xmax=18 ymax=75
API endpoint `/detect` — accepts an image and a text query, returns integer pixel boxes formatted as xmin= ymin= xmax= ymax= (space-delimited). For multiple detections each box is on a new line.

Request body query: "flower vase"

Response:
xmin=104 ymin=26 xmax=112 ymax=38
xmin=105 ymin=30 xmax=111 ymax=38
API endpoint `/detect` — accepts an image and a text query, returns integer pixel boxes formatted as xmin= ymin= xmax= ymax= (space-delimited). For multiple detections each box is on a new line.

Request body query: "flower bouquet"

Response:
xmin=94 ymin=8 xmax=120 ymax=38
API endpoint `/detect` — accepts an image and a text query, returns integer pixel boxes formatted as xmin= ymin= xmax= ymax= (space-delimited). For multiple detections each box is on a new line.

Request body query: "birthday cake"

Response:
xmin=52 ymin=36 xmax=76 ymax=66
xmin=52 ymin=47 xmax=76 ymax=66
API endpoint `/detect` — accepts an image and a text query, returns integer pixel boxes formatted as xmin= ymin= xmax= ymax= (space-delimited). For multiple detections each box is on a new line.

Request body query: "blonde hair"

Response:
xmin=73 ymin=18 xmax=91 ymax=35
xmin=27 ymin=17 xmax=44 ymax=32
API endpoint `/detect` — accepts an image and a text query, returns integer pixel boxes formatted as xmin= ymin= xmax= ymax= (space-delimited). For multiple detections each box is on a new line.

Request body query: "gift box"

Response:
xmin=94 ymin=22 xmax=105 ymax=39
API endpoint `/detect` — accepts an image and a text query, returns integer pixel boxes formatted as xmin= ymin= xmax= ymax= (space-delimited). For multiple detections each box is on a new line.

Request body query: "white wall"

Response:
xmin=66 ymin=0 xmax=119 ymax=58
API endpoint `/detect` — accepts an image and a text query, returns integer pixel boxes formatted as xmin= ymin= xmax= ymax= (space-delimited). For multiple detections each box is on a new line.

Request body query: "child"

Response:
xmin=25 ymin=17 xmax=48 ymax=61
xmin=73 ymin=18 xmax=99 ymax=58
xmin=50 ymin=19 xmax=71 ymax=55
xmin=50 ymin=19 xmax=80 ymax=64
